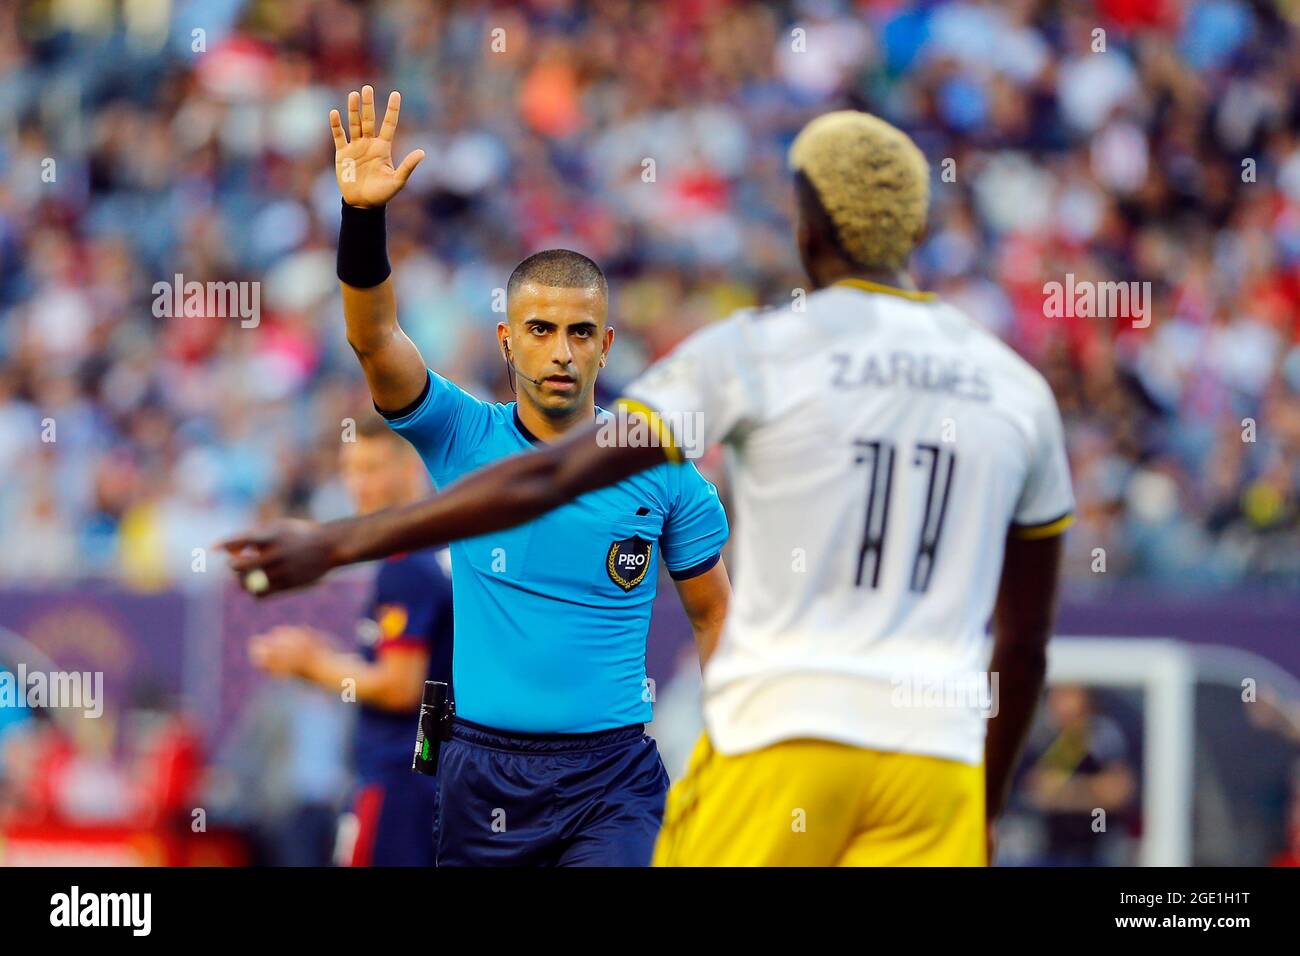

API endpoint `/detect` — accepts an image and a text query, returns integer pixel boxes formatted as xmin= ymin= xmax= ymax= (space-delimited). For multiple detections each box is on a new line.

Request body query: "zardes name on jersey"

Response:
xmin=620 ymin=279 xmax=1074 ymax=765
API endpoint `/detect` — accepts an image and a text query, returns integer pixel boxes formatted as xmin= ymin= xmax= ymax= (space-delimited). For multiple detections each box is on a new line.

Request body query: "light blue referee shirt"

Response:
xmin=383 ymin=370 xmax=728 ymax=733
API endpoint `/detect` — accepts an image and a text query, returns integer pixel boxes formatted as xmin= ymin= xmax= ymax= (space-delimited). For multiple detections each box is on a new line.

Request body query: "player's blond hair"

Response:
xmin=788 ymin=111 xmax=930 ymax=272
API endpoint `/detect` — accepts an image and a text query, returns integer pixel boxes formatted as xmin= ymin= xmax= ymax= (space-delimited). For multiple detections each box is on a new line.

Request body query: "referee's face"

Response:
xmin=504 ymin=282 xmax=612 ymax=418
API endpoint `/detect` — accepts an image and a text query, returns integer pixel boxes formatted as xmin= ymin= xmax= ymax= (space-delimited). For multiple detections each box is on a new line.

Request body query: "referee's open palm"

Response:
xmin=330 ymin=85 xmax=425 ymax=208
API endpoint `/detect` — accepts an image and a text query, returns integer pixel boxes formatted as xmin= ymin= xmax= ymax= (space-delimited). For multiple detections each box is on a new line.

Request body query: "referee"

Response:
xmin=292 ymin=85 xmax=729 ymax=866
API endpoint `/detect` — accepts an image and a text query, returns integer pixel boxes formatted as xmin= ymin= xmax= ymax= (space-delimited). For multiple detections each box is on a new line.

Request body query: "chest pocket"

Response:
xmin=522 ymin=499 xmax=664 ymax=599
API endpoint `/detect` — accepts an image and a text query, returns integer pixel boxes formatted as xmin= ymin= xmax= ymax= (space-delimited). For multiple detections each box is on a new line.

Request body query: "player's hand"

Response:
xmin=249 ymin=626 xmax=329 ymax=678
xmin=1025 ymin=768 xmax=1070 ymax=805
xmin=218 ymin=518 xmax=341 ymax=597
xmin=331 ymin=85 xmax=425 ymax=208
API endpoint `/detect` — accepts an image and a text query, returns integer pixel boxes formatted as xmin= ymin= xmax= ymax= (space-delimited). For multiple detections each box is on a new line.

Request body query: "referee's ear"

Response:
xmin=600 ymin=324 xmax=615 ymax=368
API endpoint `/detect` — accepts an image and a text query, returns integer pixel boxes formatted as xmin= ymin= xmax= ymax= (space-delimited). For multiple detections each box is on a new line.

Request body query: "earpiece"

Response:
xmin=502 ymin=341 xmax=542 ymax=387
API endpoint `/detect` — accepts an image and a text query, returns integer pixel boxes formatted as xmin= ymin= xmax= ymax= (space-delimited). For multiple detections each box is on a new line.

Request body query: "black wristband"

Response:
xmin=337 ymin=199 xmax=391 ymax=288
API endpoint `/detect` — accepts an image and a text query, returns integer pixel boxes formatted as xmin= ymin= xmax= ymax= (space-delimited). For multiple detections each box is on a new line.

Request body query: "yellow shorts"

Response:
xmin=653 ymin=733 xmax=986 ymax=866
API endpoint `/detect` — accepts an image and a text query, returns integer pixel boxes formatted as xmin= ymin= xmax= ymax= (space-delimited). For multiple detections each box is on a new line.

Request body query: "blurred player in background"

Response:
xmin=225 ymin=109 xmax=1073 ymax=867
xmin=247 ymin=416 xmax=452 ymax=867
xmin=1020 ymin=685 xmax=1136 ymax=865
xmin=241 ymin=85 xmax=732 ymax=867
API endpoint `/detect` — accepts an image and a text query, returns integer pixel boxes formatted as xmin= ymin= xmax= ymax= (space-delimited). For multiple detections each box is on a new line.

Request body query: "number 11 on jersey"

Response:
xmin=853 ymin=438 xmax=956 ymax=593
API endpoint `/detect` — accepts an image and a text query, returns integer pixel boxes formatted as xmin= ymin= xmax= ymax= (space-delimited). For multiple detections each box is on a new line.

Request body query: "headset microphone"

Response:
xmin=503 ymin=344 xmax=544 ymax=387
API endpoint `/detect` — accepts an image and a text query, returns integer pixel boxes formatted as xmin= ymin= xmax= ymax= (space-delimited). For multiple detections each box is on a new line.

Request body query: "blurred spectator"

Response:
xmin=1021 ymin=685 xmax=1138 ymax=865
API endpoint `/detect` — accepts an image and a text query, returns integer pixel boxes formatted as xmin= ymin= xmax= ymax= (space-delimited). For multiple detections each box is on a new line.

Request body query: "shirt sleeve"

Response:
xmin=379 ymin=369 xmax=494 ymax=485
xmin=1010 ymin=383 xmax=1075 ymax=538
xmin=659 ymin=462 xmax=729 ymax=578
xmin=617 ymin=314 xmax=762 ymax=461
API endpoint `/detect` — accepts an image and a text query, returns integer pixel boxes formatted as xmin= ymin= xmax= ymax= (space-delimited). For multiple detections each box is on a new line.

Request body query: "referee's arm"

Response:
xmin=331 ymin=84 xmax=428 ymax=414
xmin=672 ymin=562 xmax=731 ymax=666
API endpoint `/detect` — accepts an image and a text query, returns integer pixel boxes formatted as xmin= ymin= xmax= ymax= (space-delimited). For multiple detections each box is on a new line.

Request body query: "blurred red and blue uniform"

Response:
xmin=344 ymin=548 xmax=454 ymax=867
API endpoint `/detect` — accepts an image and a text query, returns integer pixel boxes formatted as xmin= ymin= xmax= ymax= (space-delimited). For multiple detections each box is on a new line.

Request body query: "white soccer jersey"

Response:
xmin=621 ymin=279 xmax=1074 ymax=765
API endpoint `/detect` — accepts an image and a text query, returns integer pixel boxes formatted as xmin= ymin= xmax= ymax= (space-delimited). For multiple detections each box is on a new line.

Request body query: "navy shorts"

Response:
xmin=345 ymin=773 xmax=440 ymax=867
xmin=435 ymin=719 xmax=669 ymax=867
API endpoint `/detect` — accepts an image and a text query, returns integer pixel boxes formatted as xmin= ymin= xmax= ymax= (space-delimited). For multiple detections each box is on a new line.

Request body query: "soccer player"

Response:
xmin=245 ymin=85 xmax=730 ymax=867
xmin=225 ymin=110 xmax=1072 ymax=866
xmin=247 ymin=416 xmax=452 ymax=867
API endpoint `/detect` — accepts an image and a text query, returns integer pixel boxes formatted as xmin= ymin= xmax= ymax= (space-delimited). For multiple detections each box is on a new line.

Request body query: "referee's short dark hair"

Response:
xmin=507 ymin=249 xmax=607 ymax=301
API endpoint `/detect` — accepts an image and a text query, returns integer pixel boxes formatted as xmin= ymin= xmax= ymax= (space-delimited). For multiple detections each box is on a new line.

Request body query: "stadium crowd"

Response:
xmin=0 ymin=0 xmax=1298 ymax=593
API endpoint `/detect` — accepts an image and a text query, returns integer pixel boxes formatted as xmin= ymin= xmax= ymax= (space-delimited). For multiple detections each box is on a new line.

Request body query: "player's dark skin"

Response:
xmin=220 ymin=170 xmax=1063 ymax=862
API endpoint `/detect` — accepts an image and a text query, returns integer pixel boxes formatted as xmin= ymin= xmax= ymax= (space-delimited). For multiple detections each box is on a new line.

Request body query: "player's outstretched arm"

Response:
xmin=220 ymin=420 xmax=669 ymax=595
xmin=332 ymin=85 xmax=428 ymax=413
xmin=984 ymin=531 xmax=1064 ymax=861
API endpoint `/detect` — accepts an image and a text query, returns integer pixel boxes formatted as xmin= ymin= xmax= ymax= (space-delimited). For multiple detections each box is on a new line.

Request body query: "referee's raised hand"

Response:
xmin=331 ymin=85 xmax=425 ymax=208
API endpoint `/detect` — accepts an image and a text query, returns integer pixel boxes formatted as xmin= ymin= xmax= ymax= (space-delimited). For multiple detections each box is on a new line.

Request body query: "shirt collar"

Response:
xmin=511 ymin=405 xmax=543 ymax=446
xmin=510 ymin=404 xmax=606 ymax=446
xmin=835 ymin=277 xmax=937 ymax=302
